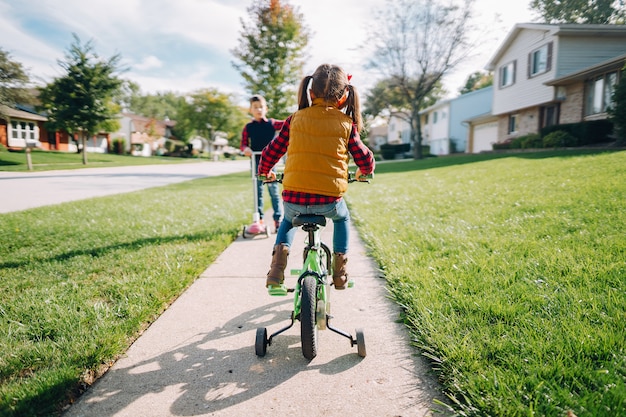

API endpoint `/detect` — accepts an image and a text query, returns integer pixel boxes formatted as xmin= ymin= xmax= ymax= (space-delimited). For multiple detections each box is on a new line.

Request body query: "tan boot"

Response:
xmin=332 ymin=253 xmax=348 ymax=290
xmin=266 ymin=244 xmax=289 ymax=287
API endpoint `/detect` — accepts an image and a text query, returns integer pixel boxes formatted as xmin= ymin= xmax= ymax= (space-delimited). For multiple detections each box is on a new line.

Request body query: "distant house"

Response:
xmin=485 ymin=23 xmax=626 ymax=144
xmin=0 ymin=104 xmax=47 ymax=150
xmin=387 ymin=111 xmax=411 ymax=146
xmin=367 ymin=122 xmax=388 ymax=151
xmin=112 ymin=113 xmax=177 ymax=156
xmin=419 ymin=86 xmax=493 ymax=155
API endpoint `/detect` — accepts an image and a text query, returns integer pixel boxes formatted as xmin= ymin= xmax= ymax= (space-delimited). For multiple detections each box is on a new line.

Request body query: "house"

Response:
xmin=419 ymin=86 xmax=493 ymax=155
xmin=485 ymin=23 xmax=626 ymax=144
xmin=112 ymin=113 xmax=177 ymax=156
xmin=0 ymin=104 xmax=47 ymax=150
xmin=366 ymin=122 xmax=388 ymax=152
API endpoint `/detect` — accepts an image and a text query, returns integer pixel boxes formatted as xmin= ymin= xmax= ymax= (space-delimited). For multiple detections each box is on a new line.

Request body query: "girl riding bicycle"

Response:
xmin=258 ymin=63 xmax=375 ymax=291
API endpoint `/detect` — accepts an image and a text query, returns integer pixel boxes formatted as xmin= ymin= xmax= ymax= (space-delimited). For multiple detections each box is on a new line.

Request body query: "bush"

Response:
xmin=380 ymin=143 xmax=410 ymax=160
xmin=541 ymin=120 xmax=613 ymax=145
xmin=111 ymin=138 xmax=125 ymax=155
xmin=518 ymin=133 xmax=543 ymax=149
xmin=543 ymin=130 xmax=578 ymax=148
xmin=608 ymin=69 xmax=626 ymax=142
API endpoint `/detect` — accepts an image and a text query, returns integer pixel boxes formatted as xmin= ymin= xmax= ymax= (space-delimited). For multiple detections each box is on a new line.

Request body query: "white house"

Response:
xmin=419 ymin=86 xmax=493 ymax=155
xmin=485 ymin=23 xmax=626 ymax=143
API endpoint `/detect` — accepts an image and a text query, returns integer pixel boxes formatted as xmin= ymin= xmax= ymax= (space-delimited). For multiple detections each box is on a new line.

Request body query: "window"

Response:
xmin=433 ymin=112 xmax=438 ymax=123
xmin=499 ymin=61 xmax=516 ymax=88
xmin=540 ymin=104 xmax=559 ymax=128
xmin=529 ymin=43 xmax=552 ymax=77
xmin=9 ymin=119 xmax=39 ymax=144
xmin=585 ymin=71 xmax=620 ymax=116
xmin=508 ymin=114 xmax=518 ymax=134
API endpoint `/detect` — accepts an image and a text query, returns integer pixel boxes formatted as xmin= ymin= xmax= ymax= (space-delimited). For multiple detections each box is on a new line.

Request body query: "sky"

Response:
xmin=0 ymin=0 xmax=536 ymax=103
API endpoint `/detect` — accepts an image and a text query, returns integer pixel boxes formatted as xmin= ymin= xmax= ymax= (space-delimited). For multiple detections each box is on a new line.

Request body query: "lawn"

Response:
xmin=1 ymin=148 xmax=625 ymax=416
xmin=348 ymin=149 xmax=626 ymax=416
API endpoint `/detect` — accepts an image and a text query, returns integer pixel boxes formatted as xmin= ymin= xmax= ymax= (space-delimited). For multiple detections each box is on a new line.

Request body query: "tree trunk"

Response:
xmin=82 ymin=133 xmax=88 ymax=165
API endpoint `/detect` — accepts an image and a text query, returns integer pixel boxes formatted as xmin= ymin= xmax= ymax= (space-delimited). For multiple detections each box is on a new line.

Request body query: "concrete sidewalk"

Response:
xmin=63 ymin=217 xmax=445 ymax=416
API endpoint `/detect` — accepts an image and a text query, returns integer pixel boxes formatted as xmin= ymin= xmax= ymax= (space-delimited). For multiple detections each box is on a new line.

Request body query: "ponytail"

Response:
xmin=344 ymin=85 xmax=363 ymax=133
xmin=297 ymin=76 xmax=313 ymax=110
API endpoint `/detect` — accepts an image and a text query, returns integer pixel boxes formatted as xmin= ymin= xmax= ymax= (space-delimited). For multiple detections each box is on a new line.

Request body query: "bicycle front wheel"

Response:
xmin=300 ymin=274 xmax=318 ymax=360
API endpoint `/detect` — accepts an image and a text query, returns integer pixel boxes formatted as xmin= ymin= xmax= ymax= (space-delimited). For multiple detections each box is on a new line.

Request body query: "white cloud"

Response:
xmin=132 ymin=56 xmax=164 ymax=71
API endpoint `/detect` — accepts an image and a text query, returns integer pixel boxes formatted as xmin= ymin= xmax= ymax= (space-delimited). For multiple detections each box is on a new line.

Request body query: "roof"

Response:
xmin=0 ymin=105 xmax=47 ymax=122
xmin=485 ymin=23 xmax=626 ymax=71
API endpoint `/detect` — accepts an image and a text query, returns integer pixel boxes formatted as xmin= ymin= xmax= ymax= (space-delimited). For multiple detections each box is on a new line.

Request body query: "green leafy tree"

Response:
xmin=0 ymin=48 xmax=31 ymax=119
xmin=459 ymin=71 xmax=493 ymax=94
xmin=176 ymin=88 xmax=248 ymax=147
xmin=608 ymin=66 xmax=626 ymax=143
xmin=38 ymin=34 xmax=124 ymax=164
xmin=232 ymin=0 xmax=310 ymax=118
xmin=366 ymin=0 xmax=475 ymax=159
xmin=127 ymin=89 xmax=185 ymax=121
xmin=529 ymin=0 xmax=626 ymax=23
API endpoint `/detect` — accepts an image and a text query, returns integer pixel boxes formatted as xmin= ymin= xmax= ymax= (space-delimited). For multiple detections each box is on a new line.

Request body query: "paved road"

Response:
xmin=1 ymin=161 xmax=447 ymax=416
xmin=0 ymin=160 xmax=250 ymax=213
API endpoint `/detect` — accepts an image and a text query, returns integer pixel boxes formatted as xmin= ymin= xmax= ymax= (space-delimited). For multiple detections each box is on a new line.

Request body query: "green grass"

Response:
xmin=0 ymin=148 xmax=201 ymax=171
xmin=2 ymin=148 xmax=625 ymax=416
xmin=0 ymin=172 xmax=250 ymax=416
xmin=347 ymin=149 xmax=626 ymax=416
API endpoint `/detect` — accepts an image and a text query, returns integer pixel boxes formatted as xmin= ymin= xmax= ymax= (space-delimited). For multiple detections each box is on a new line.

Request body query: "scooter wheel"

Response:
xmin=355 ymin=328 xmax=366 ymax=358
xmin=255 ymin=327 xmax=268 ymax=357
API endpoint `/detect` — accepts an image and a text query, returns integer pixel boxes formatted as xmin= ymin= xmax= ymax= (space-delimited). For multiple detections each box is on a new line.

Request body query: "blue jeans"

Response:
xmin=275 ymin=199 xmax=350 ymax=254
xmin=256 ymin=178 xmax=282 ymax=222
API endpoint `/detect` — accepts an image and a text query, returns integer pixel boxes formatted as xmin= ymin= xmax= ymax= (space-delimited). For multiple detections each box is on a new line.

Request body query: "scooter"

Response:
xmin=242 ymin=151 xmax=269 ymax=239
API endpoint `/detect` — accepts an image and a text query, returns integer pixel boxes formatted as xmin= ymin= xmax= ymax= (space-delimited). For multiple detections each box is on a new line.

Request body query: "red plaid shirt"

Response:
xmin=258 ymin=115 xmax=375 ymax=205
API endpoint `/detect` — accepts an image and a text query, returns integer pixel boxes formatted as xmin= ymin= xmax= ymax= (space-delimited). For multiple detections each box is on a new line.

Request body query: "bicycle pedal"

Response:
xmin=347 ymin=279 xmax=355 ymax=288
xmin=290 ymin=268 xmax=301 ymax=275
xmin=267 ymin=284 xmax=289 ymax=296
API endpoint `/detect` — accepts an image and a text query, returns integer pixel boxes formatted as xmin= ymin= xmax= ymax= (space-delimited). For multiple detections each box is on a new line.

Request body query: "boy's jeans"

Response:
xmin=256 ymin=178 xmax=282 ymax=222
xmin=275 ymin=199 xmax=350 ymax=254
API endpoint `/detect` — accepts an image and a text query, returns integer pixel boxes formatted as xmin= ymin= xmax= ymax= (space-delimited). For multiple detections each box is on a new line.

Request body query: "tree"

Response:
xmin=231 ymin=0 xmax=310 ymax=118
xmin=0 ymin=48 xmax=31 ymax=119
xmin=529 ymin=0 xmax=626 ymax=24
xmin=608 ymin=66 xmax=626 ymax=143
xmin=38 ymin=34 xmax=124 ymax=164
xmin=176 ymin=88 xmax=248 ymax=147
xmin=459 ymin=71 xmax=493 ymax=94
xmin=366 ymin=0 xmax=475 ymax=159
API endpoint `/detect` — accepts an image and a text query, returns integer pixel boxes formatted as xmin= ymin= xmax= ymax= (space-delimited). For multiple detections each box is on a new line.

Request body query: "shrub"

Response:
xmin=380 ymin=143 xmax=410 ymax=160
xmin=519 ymin=133 xmax=543 ymax=149
xmin=541 ymin=120 xmax=613 ymax=145
xmin=543 ymin=130 xmax=578 ymax=148
xmin=608 ymin=68 xmax=626 ymax=143
xmin=111 ymin=138 xmax=125 ymax=155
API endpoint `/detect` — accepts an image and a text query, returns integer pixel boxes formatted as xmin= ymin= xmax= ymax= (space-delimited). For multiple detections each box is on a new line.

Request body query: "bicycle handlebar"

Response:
xmin=259 ymin=171 xmax=373 ymax=184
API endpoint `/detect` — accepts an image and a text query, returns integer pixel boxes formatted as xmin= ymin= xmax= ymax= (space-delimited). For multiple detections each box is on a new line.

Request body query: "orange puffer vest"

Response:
xmin=283 ymin=99 xmax=352 ymax=197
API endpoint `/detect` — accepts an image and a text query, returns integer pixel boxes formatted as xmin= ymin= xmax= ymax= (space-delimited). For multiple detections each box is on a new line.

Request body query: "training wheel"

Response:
xmin=355 ymin=328 xmax=366 ymax=358
xmin=255 ymin=327 xmax=268 ymax=357
xmin=242 ymin=226 xmax=248 ymax=239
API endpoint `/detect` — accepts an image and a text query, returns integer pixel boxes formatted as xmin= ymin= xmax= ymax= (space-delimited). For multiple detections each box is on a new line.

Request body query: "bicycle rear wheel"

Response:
xmin=300 ymin=274 xmax=318 ymax=360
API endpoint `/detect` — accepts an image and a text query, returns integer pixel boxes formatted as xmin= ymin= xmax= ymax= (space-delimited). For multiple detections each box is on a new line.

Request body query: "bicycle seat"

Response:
xmin=292 ymin=215 xmax=326 ymax=227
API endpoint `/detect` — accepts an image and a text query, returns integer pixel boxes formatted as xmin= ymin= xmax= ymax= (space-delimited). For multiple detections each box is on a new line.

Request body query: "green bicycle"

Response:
xmin=255 ymin=172 xmax=369 ymax=360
